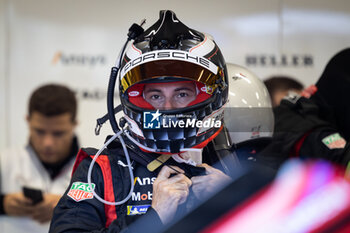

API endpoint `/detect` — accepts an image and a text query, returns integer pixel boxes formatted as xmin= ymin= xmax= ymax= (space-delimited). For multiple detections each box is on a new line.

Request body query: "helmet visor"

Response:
xmin=120 ymin=51 xmax=224 ymax=94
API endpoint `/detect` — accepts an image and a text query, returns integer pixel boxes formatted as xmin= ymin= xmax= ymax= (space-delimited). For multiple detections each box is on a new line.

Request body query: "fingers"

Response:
xmin=154 ymin=174 xmax=191 ymax=193
xmin=3 ymin=193 xmax=34 ymax=216
xmin=197 ymin=163 xmax=220 ymax=174
xmin=156 ymin=165 xmax=185 ymax=181
xmin=9 ymin=193 xmax=33 ymax=205
xmin=191 ymin=183 xmax=205 ymax=197
xmin=191 ymin=175 xmax=207 ymax=184
xmin=4 ymin=192 xmax=54 ymax=223
xmin=31 ymin=211 xmax=51 ymax=223
xmin=30 ymin=199 xmax=54 ymax=223
xmin=152 ymin=166 xmax=192 ymax=224
xmin=16 ymin=196 xmax=33 ymax=206
xmin=31 ymin=206 xmax=51 ymax=223
xmin=155 ymin=166 xmax=192 ymax=189
xmin=167 ymin=173 xmax=192 ymax=187
xmin=177 ymin=190 xmax=189 ymax=205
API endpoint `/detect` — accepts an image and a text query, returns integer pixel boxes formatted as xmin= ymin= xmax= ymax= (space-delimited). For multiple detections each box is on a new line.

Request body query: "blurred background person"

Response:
xmin=264 ymin=76 xmax=304 ymax=107
xmin=257 ymin=48 xmax=350 ymax=171
xmin=0 ymin=84 xmax=79 ymax=233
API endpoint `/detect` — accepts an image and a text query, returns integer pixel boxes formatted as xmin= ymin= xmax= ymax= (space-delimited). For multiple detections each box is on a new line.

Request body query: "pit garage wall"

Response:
xmin=1 ymin=0 xmax=350 ymax=150
xmin=0 ymin=0 xmax=8 ymax=151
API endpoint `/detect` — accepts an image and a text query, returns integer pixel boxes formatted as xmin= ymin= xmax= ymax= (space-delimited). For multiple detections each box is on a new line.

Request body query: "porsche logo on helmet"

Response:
xmin=121 ymin=50 xmax=218 ymax=79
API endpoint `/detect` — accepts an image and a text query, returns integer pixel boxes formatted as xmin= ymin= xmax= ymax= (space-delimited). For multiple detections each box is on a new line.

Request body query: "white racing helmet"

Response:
xmin=224 ymin=63 xmax=274 ymax=146
xmin=118 ymin=10 xmax=228 ymax=154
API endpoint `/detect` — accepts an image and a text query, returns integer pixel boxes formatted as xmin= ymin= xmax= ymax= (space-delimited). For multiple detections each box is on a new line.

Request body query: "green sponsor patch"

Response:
xmin=67 ymin=182 xmax=95 ymax=202
xmin=322 ymin=133 xmax=346 ymax=149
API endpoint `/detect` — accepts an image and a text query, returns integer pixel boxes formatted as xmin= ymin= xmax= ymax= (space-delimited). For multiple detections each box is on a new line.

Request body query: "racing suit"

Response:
xmin=49 ymin=136 xmax=238 ymax=233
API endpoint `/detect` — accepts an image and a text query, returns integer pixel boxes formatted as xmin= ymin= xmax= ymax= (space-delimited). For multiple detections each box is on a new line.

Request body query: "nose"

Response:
xmin=42 ymin=134 xmax=55 ymax=148
xmin=163 ymin=98 xmax=176 ymax=110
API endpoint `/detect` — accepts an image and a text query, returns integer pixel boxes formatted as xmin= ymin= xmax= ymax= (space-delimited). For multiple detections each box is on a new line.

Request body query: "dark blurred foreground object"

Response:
xmin=170 ymin=160 xmax=350 ymax=233
xmin=127 ymin=159 xmax=350 ymax=233
xmin=201 ymin=160 xmax=350 ymax=233
xmin=257 ymin=48 xmax=350 ymax=170
xmin=312 ymin=48 xmax=350 ymax=142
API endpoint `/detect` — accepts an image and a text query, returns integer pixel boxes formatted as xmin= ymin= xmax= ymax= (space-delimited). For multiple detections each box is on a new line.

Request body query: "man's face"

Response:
xmin=27 ymin=112 xmax=76 ymax=164
xmin=143 ymin=82 xmax=197 ymax=110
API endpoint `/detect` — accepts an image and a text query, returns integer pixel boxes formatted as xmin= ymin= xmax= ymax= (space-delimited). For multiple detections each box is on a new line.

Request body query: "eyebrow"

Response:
xmin=174 ymin=87 xmax=195 ymax=92
xmin=144 ymin=88 xmax=162 ymax=93
xmin=144 ymin=87 xmax=195 ymax=93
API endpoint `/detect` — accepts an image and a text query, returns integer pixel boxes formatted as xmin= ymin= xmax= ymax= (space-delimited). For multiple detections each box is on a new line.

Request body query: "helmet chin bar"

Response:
xmin=121 ymin=94 xmax=225 ymax=153
xmin=124 ymin=128 xmax=202 ymax=153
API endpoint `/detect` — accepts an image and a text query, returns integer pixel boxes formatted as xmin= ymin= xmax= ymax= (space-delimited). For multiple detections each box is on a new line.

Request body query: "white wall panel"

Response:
xmin=0 ymin=0 xmax=8 ymax=151
xmin=280 ymin=0 xmax=350 ymax=85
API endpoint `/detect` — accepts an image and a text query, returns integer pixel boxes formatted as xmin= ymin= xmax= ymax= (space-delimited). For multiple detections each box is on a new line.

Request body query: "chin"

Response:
xmin=40 ymin=153 xmax=59 ymax=164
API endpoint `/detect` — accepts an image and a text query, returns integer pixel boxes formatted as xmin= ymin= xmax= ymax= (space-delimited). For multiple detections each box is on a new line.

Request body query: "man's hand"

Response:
xmin=30 ymin=194 xmax=61 ymax=224
xmin=191 ymin=163 xmax=231 ymax=199
xmin=152 ymin=166 xmax=192 ymax=225
xmin=3 ymin=193 xmax=33 ymax=216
